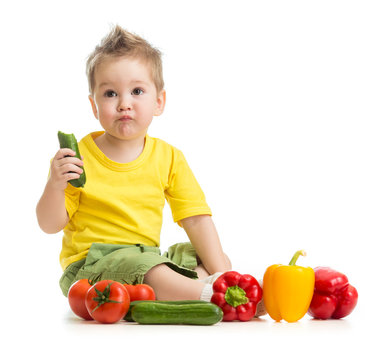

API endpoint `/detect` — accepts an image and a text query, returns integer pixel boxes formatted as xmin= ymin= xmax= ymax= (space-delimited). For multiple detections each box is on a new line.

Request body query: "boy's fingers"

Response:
xmin=66 ymin=172 xmax=82 ymax=181
xmin=55 ymin=148 xmax=76 ymax=159
xmin=58 ymin=156 xmax=84 ymax=168
xmin=60 ymin=163 xmax=84 ymax=175
xmin=54 ymin=149 xmax=84 ymax=167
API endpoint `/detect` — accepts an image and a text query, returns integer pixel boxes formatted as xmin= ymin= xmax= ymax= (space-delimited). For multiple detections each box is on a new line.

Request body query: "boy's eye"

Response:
xmin=132 ymin=88 xmax=144 ymax=95
xmin=104 ymin=90 xmax=117 ymax=97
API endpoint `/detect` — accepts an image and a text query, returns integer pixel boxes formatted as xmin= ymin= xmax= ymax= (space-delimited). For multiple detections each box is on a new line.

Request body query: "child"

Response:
xmin=36 ymin=25 xmax=233 ymax=302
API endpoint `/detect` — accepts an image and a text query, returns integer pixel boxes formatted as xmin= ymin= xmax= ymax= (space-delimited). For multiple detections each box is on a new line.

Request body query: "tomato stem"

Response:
xmin=91 ymin=282 xmax=122 ymax=313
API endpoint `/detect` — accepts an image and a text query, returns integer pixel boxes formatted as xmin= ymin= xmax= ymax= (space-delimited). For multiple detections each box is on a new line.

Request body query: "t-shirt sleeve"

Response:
xmin=165 ymin=149 xmax=212 ymax=223
xmin=64 ymin=183 xmax=80 ymax=219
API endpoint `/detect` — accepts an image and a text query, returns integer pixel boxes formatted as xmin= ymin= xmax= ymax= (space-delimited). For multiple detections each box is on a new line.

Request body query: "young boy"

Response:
xmin=36 ymin=25 xmax=232 ymax=302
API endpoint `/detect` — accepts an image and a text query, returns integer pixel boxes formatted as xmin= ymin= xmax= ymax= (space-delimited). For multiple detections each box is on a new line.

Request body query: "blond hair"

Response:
xmin=86 ymin=25 xmax=164 ymax=95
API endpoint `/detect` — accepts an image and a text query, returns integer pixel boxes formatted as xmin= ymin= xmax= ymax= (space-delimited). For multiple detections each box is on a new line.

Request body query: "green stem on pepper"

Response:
xmin=288 ymin=250 xmax=307 ymax=266
xmin=224 ymin=285 xmax=249 ymax=307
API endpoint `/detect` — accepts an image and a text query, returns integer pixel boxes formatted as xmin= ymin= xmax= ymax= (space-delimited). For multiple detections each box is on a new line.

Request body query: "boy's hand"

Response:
xmin=48 ymin=148 xmax=84 ymax=191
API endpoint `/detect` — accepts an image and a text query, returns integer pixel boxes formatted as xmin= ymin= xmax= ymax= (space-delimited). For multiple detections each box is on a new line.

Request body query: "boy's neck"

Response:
xmin=94 ymin=132 xmax=146 ymax=164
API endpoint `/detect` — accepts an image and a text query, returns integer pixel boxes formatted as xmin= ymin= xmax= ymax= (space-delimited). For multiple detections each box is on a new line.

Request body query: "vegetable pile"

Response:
xmin=66 ymin=251 xmax=358 ymax=325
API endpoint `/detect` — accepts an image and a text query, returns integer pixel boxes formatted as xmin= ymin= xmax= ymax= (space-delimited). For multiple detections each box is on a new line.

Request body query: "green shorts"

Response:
xmin=59 ymin=242 xmax=199 ymax=296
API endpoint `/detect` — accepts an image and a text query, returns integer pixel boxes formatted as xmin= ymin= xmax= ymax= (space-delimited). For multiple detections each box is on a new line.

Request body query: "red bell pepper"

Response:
xmin=307 ymin=266 xmax=358 ymax=320
xmin=211 ymin=271 xmax=262 ymax=321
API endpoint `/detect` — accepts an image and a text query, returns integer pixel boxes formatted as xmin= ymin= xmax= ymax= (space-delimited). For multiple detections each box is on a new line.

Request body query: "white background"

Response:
xmin=1 ymin=0 xmax=373 ymax=358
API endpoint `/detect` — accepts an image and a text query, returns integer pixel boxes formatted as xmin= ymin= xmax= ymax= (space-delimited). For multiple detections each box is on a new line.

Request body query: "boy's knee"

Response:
xmin=224 ymin=253 xmax=232 ymax=270
xmin=194 ymin=264 xmax=210 ymax=279
xmin=196 ymin=253 xmax=232 ymax=275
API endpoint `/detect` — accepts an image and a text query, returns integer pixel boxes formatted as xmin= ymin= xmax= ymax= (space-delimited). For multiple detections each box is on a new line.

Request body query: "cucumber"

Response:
xmin=124 ymin=300 xmax=208 ymax=322
xmin=130 ymin=301 xmax=223 ymax=325
xmin=57 ymin=131 xmax=86 ymax=188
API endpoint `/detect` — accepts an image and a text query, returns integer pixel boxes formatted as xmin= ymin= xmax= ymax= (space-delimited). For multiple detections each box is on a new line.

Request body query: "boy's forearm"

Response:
xmin=180 ymin=215 xmax=231 ymax=274
xmin=36 ymin=181 xmax=69 ymax=234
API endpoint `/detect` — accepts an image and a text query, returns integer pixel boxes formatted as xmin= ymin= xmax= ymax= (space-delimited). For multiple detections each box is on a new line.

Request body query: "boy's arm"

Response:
xmin=180 ymin=215 xmax=231 ymax=274
xmin=36 ymin=182 xmax=69 ymax=233
xmin=36 ymin=148 xmax=83 ymax=234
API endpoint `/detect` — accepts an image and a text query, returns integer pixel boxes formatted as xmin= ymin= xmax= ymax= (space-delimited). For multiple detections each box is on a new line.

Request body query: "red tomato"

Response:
xmin=85 ymin=280 xmax=130 ymax=324
xmin=123 ymin=284 xmax=156 ymax=301
xmin=68 ymin=279 xmax=93 ymax=320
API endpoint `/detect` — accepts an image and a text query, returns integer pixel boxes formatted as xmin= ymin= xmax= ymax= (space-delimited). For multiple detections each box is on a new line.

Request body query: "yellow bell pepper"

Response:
xmin=263 ymin=250 xmax=315 ymax=322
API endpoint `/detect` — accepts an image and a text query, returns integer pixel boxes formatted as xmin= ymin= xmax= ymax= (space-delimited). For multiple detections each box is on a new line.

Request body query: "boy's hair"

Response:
xmin=86 ymin=25 xmax=164 ymax=95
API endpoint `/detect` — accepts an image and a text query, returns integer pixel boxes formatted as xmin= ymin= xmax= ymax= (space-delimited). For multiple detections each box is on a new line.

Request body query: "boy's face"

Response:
xmin=89 ymin=56 xmax=165 ymax=142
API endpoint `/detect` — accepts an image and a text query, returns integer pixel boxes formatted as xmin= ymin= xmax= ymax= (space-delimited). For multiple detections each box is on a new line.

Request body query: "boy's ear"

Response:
xmin=154 ymin=89 xmax=166 ymax=116
xmin=89 ymin=95 xmax=98 ymax=119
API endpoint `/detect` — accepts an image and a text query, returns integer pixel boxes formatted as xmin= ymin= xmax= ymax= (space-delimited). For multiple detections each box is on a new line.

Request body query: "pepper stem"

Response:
xmin=288 ymin=250 xmax=307 ymax=266
xmin=224 ymin=285 xmax=249 ymax=307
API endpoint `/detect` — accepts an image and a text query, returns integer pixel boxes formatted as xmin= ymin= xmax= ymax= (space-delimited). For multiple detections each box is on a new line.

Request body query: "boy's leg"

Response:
xmin=194 ymin=264 xmax=210 ymax=279
xmin=144 ymin=263 xmax=207 ymax=301
xmin=194 ymin=253 xmax=232 ymax=280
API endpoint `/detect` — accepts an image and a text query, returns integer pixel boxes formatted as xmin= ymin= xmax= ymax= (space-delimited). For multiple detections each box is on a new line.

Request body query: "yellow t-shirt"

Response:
xmin=60 ymin=131 xmax=212 ymax=270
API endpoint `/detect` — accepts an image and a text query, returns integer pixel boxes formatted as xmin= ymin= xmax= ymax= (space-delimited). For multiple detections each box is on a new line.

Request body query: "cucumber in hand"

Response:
xmin=57 ymin=131 xmax=86 ymax=188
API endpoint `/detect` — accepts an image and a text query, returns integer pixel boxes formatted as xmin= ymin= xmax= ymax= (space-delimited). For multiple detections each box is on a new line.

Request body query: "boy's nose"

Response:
xmin=117 ymin=97 xmax=132 ymax=111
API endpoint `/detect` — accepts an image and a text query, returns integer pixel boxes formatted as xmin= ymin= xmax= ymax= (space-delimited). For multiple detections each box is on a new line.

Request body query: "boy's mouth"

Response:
xmin=119 ymin=115 xmax=132 ymax=121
